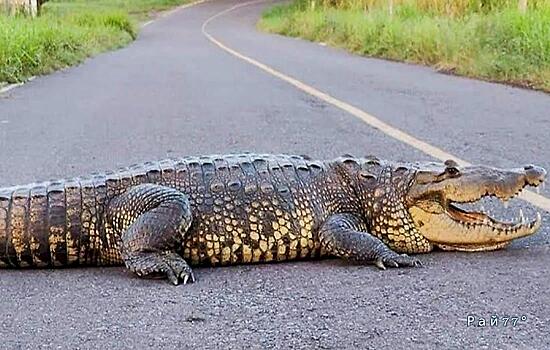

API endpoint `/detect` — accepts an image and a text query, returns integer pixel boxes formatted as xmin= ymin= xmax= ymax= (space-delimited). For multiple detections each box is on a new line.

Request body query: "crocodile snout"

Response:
xmin=523 ymin=164 xmax=546 ymax=186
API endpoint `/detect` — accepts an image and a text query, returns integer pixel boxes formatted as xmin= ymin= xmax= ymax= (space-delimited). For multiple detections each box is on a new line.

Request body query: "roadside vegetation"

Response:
xmin=0 ymin=0 xmax=190 ymax=84
xmin=259 ymin=0 xmax=550 ymax=92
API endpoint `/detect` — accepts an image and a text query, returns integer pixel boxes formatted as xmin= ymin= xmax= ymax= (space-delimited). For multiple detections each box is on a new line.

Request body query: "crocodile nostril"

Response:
xmin=523 ymin=165 xmax=547 ymax=184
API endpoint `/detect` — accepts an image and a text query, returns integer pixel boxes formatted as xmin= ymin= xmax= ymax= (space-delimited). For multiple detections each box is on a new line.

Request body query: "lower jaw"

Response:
xmin=435 ymin=242 xmax=509 ymax=252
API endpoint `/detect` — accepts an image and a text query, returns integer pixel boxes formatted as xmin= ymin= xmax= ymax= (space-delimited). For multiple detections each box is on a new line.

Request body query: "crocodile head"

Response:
xmin=405 ymin=160 xmax=545 ymax=252
xmin=344 ymin=157 xmax=546 ymax=253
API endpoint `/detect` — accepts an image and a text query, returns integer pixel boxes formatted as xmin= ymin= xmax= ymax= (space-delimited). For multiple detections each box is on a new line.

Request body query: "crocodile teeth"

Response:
xmin=519 ymin=209 xmax=525 ymax=224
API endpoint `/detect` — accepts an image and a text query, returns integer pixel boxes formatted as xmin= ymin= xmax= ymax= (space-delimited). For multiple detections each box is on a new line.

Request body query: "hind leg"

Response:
xmin=107 ymin=184 xmax=194 ymax=285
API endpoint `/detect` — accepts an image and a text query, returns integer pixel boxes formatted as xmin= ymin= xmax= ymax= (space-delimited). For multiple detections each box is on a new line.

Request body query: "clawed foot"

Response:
xmin=126 ymin=251 xmax=196 ymax=286
xmin=374 ymin=253 xmax=422 ymax=270
xmin=162 ymin=257 xmax=196 ymax=286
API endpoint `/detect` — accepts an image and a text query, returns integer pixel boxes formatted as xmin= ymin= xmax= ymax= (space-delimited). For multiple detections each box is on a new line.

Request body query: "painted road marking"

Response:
xmin=201 ymin=0 xmax=550 ymax=212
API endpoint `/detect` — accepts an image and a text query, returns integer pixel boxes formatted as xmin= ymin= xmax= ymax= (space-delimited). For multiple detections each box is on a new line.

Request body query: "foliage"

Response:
xmin=0 ymin=0 xmax=189 ymax=83
xmin=259 ymin=0 xmax=550 ymax=91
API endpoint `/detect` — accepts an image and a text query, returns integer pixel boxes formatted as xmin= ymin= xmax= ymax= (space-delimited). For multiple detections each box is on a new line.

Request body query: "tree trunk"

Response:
xmin=518 ymin=0 xmax=528 ymax=14
xmin=3 ymin=0 xmax=40 ymax=16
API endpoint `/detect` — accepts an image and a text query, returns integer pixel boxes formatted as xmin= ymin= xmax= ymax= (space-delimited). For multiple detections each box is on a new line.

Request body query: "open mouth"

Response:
xmin=446 ymin=201 xmax=541 ymax=234
xmin=448 ymin=167 xmax=545 ymax=232
xmin=410 ymin=172 xmax=545 ymax=252
xmin=438 ymin=178 xmax=545 ymax=251
xmin=451 ymin=172 xmax=544 ymax=228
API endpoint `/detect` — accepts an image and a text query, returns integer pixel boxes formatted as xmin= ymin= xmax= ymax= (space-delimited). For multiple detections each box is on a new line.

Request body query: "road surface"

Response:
xmin=1 ymin=0 xmax=549 ymax=348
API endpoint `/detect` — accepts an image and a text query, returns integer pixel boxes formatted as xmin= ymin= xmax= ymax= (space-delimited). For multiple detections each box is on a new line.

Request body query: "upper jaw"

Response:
xmin=406 ymin=164 xmax=547 ymax=206
xmin=446 ymin=164 xmax=546 ymax=204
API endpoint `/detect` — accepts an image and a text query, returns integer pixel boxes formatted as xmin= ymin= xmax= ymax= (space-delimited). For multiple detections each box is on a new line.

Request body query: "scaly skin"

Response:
xmin=0 ymin=154 xmax=545 ymax=285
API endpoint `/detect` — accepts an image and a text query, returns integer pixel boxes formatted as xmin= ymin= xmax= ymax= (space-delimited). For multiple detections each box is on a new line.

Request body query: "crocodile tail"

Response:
xmin=0 ymin=179 xmax=95 ymax=268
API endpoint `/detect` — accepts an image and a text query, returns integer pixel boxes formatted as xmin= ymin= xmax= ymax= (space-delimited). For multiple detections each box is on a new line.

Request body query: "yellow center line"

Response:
xmin=201 ymin=0 xmax=550 ymax=212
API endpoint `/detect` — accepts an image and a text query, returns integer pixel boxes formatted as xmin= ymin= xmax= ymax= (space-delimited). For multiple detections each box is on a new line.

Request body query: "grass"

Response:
xmin=259 ymin=0 xmax=550 ymax=92
xmin=0 ymin=0 xmax=191 ymax=84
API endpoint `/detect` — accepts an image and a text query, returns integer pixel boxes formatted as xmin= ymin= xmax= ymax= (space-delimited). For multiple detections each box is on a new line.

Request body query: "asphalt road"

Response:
xmin=1 ymin=0 xmax=549 ymax=349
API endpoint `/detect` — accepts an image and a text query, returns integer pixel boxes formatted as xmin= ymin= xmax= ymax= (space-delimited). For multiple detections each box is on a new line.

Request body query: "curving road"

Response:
xmin=1 ymin=0 xmax=549 ymax=348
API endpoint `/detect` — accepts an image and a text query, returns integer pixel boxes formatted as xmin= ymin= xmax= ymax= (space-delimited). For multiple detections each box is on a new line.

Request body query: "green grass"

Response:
xmin=0 ymin=0 xmax=190 ymax=84
xmin=259 ymin=0 xmax=550 ymax=92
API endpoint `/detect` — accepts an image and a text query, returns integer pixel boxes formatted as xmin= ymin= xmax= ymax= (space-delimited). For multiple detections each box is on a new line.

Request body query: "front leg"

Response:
xmin=106 ymin=184 xmax=194 ymax=285
xmin=319 ymin=214 xmax=422 ymax=269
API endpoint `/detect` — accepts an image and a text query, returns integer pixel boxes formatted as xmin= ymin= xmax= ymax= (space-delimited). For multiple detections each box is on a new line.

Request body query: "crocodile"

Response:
xmin=0 ymin=154 xmax=546 ymax=285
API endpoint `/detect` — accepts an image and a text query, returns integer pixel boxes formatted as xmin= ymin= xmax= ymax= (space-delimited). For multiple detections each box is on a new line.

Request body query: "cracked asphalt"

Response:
xmin=0 ymin=0 xmax=549 ymax=349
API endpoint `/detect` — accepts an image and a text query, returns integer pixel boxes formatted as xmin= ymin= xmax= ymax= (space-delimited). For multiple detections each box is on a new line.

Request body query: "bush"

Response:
xmin=0 ymin=0 xmax=189 ymax=83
